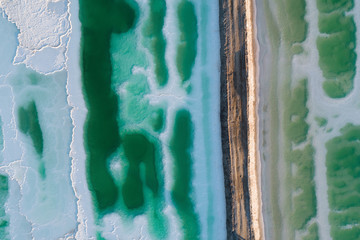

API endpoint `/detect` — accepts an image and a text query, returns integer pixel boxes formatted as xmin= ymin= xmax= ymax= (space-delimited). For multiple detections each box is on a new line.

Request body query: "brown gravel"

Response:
xmin=219 ymin=0 xmax=263 ymax=239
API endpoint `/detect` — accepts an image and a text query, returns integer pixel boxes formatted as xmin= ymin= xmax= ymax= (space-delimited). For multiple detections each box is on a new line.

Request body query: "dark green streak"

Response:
xmin=176 ymin=0 xmax=198 ymax=86
xmin=121 ymin=132 xmax=167 ymax=238
xmin=79 ymin=0 xmax=136 ymax=212
xmin=143 ymin=0 xmax=168 ymax=87
xmin=122 ymin=133 xmax=160 ymax=210
xmin=0 ymin=175 xmax=9 ymax=240
xmin=170 ymin=109 xmax=200 ymax=240
xmin=150 ymin=108 xmax=165 ymax=132
xmin=18 ymin=101 xmax=45 ymax=178
xmin=18 ymin=101 xmax=43 ymax=156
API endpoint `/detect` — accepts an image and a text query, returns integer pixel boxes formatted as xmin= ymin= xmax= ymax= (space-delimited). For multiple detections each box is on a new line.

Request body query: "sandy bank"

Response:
xmin=218 ymin=0 xmax=263 ymax=239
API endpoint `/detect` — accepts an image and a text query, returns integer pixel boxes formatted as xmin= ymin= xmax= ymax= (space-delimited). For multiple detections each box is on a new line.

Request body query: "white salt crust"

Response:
xmin=0 ymin=0 xmax=71 ymax=74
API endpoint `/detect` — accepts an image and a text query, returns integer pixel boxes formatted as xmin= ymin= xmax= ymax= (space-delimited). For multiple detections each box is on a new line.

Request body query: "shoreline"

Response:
xmin=246 ymin=0 xmax=264 ymax=239
xmin=219 ymin=0 xmax=263 ymax=239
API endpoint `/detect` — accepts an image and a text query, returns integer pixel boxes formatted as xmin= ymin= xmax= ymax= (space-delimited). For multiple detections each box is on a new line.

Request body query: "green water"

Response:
xmin=79 ymin=0 xmax=207 ymax=238
xmin=122 ymin=133 xmax=159 ymax=209
xmin=317 ymin=1 xmax=356 ymax=98
xmin=318 ymin=12 xmax=355 ymax=34
xmin=303 ymin=223 xmax=319 ymax=240
xmin=79 ymin=0 xmax=136 ymax=212
xmin=143 ymin=0 xmax=168 ymax=87
xmin=283 ymin=79 xmax=317 ymax=237
xmin=18 ymin=101 xmax=43 ymax=156
xmin=18 ymin=101 xmax=46 ymax=178
xmin=110 ymin=29 xmax=164 ymax=132
xmin=262 ymin=0 xmax=319 ymax=237
xmin=317 ymin=0 xmax=354 ymax=13
xmin=284 ymin=79 xmax=309 ymax=145
xmin=275 ymin=0 xmax=307 ymax=44
xmin=150 ymin=108 xmax=165 ymax=132
xmin=0 ymin=175 xmax=9 ymax=240
xmin=120 ymin=131 xmax=167 ymax=238
xmin=262 ymin=0 xmax=360 ymax=239
xmin=326 ymin=124 xmax=360 ymax=240
xmin=107 ymin=3 xmax=168 ymax=238
xmin=199 ymin=2 xmax=215 ymax=238
xmin=176 ymin=0 xmax=198 ymax=88
xmin=315 ymin=117 xmax=327 ymax=127
xmin=170 ymin=109 xmax=200 ymax=240
xmin=80 ymin=1 xmax=169 ymax=238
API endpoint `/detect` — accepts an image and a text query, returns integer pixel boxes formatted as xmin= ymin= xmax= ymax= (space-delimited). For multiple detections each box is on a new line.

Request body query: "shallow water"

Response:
xmin=0 ymin=0 xmax=226 ymax=239
xmin=257 ymin=0 xmax=360 ymax=239
xmin=79 ymin=0 xmax=226 ymax=238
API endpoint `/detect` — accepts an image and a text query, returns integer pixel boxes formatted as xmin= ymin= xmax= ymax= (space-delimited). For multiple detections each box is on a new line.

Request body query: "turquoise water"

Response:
xmin=80 ymin=0 xmax=225 ymax=238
